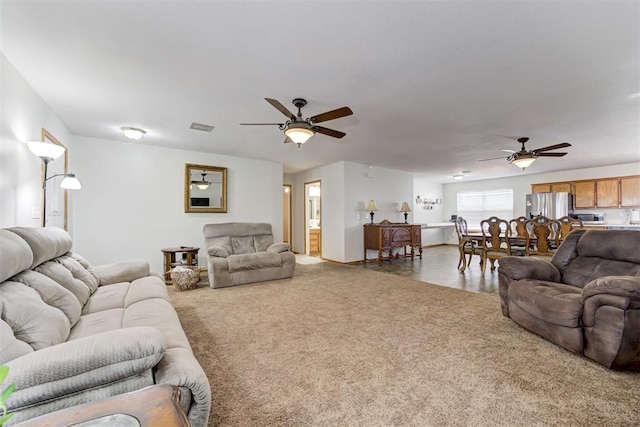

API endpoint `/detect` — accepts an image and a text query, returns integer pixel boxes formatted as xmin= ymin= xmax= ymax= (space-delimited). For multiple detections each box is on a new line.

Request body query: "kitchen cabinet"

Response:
xmin=574 ymin=181 xmax=596 ymax=209
xmin=309 ymin=229 xmax=321 ymax=255
xmin=620 ymin=176 xmax=640 ymax=207
xmin=551 ymin=182 xmax=572 ymax=193
xmin=531 ymin=182 xmax=571 ymax=193
xmin=596 ymin=179 xmax=620 ymax=208
xmin=532 ymin=184 xmax=551 ymax=193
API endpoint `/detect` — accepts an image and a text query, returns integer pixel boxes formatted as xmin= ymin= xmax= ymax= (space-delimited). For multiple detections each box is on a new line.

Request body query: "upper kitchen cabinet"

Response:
xmin=596 ymin=179 xmax=620 ymax=208
xmin=531 ymin=182 xmax=572 ymax=193
xmin=574 ymin=181 xmax=596 ymax=209
xmin=621 ymin=176 xmax=640 ymax=207
xmin=531 ymin=184 xmax=551 ymax=193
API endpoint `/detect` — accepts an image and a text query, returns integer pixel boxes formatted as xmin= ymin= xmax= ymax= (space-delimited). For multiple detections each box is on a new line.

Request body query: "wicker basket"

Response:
xmin=170 ymin=266 xmax=202 ymax=291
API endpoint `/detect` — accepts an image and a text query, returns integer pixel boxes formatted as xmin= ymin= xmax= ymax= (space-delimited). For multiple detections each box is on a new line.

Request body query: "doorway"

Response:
xmin=304 ymin=181 xmax=321 ymax=257
xmin=283 ymin=185 xmax=292 ymax=246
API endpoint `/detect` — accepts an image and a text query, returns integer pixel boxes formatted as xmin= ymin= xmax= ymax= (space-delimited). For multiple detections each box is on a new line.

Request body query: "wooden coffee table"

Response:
xmin=13 ymin=385 xmax=190 ymax=427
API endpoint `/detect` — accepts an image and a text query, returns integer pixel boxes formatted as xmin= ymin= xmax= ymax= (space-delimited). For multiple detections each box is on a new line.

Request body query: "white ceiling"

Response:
xmin=2 ymin=1 xmax=639 ymax=182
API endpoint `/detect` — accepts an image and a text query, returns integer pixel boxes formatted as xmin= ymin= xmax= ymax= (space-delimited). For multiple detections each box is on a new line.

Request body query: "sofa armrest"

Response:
xmin=91 ymin=259 xmax=150 ymax=285
xmin=207 ymin=246 xmax=229 ymax=258
xmin=583 ymin=276 xmax=640 ymax=301
xmin=266 ymin=242 xmax=290 ymax=253
xmin=497 ymin=256 xmax=562 ymax=282
xmin=2 ymin=327 xmax=165 ymax=410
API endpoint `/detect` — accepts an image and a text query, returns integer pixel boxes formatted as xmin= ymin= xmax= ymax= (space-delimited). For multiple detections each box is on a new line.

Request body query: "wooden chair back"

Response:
xmin=525 ymin=216 xmax=561 ymax=256
xmin=454 ymin=216 xmax=469 ymax=240
xmin=509 ymin=216 xmax=529 ymax=238
xmin=557 ymin=216 xmax=584 ymax=241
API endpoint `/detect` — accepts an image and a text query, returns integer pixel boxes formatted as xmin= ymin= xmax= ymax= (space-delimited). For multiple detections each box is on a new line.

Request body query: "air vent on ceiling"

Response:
xmin=189 ymin=122 xmax=215 ymax=132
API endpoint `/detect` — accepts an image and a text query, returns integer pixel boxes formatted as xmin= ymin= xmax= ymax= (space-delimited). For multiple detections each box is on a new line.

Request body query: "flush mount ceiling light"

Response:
xmin=121 ymin=127 xmax=146 ymax=140
xmin=453 ymin=174 xmax=464 ymax=180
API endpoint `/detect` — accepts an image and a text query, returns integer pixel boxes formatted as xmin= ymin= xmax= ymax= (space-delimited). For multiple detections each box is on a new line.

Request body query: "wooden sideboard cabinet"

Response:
xmin=364 ymin=220 xmax=422 ymax=264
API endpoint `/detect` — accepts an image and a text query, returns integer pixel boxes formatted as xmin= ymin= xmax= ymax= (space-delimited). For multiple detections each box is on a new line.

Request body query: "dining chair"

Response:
xmin=508 ymin=216 xmax=529 ymax=256
xmin=480 ymin=216 xmax=512 ymax=274
xmin=454 ymin=216 xmax=482 ymax=272
xmin=525 ymin=216 xmax=561 ymax=257
xmin=557 ymin=216 xmax=584 ymax=242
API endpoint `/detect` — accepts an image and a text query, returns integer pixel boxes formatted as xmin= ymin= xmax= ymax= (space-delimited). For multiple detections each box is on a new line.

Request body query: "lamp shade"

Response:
xmin=60 ymin=174 xmax=82 ymax=190
xmin=366 ymin=200 xmax=378 ymax=211
xmin=400 ymin=202 xmax=411 ymax=212
xmin=284 ymin=124 xmax=314 ymax=145
xmin=511 ymin=154 xmax=536 ymax=169
xmin=27 ymin=141 xmax=66 ymax=160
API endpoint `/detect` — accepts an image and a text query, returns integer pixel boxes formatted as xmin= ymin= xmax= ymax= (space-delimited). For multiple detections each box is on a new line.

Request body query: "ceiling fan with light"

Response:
xmin=240 ymin=98 xmax=353 ymax=148
xmin=191 ymin=173 xmax=210 ymax=190
xmin=478 ymin=137 xmax=572 ymax=170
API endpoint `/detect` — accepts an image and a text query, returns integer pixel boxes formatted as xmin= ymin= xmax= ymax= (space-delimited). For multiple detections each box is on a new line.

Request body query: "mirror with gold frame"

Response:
xmin=184 ymin=163 xmax=227 ymax=213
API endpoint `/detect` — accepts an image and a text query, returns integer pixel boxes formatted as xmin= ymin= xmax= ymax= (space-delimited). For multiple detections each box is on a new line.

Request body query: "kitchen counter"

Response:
xmin=582 ymin=223 xmax=640 ymax=230
xmin=420 ymin=222 xmax=455 ymax=229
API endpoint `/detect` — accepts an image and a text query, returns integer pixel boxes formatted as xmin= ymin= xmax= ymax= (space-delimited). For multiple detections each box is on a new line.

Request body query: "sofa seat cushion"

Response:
xmin=82 ymin=277 xmax=168 ymax=315
xmin=227 ymin=252 xmax=283 ymax=273
xmin=509 ymin=280 xmax=583 ymax=327
xmin=71 ymin=299 xmax=192 ymax=352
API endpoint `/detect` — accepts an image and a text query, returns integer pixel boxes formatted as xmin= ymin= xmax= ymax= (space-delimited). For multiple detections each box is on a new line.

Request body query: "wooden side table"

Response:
xmin=13 ymin=384 xmax=190 ymax=427
xmin=161 ymin=246 xmax=199 ymax=284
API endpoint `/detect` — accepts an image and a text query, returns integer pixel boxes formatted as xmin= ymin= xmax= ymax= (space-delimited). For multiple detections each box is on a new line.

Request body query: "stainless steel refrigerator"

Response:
xmin=525 ymin=192 xmax=573 ymax=219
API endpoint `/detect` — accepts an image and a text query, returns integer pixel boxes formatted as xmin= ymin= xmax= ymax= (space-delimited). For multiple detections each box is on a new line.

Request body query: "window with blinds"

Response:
xmin=457 ymin=189 xmax=514 ymax=229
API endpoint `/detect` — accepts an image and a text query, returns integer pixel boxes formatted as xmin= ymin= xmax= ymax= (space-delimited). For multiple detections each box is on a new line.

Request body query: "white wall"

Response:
xmin=0 ymin=54 xmax=73 ymax=229
xmin=412 ymin=178 xmax=452 ymax=245
xmin=441 ymin=162 xmax=640 ymax=243
xmin=71 ymin=136 xmax=283 ymax=272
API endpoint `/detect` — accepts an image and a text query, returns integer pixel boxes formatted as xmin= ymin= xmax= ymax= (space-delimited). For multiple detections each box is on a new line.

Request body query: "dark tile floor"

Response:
xmin=360 ymin=245 xmax=499 ymax=295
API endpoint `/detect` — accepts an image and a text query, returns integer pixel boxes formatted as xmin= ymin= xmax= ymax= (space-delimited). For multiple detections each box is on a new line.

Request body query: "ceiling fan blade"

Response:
xmin=265 ymin=98 xmax=296 ymax=120
xmin=537 ymin=152 xmax=568 ymax=157
xmin=533 ymin=142 xmax=571 ymax=153
xmin=314 ymin=126 xmax=346 ymax=139
xmin=309 ymin=106 xmax=353 ymax=124
xmin=239 ymin=122 xmax=283 ymax=126
xmin=477 ymin=156 xmax=508 ymax=162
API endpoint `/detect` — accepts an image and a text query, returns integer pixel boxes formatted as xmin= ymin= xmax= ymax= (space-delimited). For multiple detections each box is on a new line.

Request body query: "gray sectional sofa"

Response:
xmin=204 ymin=222 xmax=295 ymax=288
xmin=0 ymin=227 xmax=211 ymax=426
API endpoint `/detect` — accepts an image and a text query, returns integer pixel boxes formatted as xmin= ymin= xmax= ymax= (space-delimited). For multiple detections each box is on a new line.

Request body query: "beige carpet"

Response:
xmin=169 ymin=263 xmax=640 ymax=426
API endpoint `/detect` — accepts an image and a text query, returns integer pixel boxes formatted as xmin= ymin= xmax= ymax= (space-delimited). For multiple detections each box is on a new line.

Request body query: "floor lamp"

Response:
xmin=27 ymin=141 xmax=82 ymax=227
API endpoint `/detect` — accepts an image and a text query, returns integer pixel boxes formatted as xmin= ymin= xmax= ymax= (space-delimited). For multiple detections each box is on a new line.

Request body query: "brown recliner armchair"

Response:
xmin=498 ymin=229 xmax=640 ymax=370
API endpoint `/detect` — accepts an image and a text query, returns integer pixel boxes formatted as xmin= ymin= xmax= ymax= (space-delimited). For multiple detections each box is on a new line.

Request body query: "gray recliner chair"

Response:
xmin=203 ymin=222 xmax=295 ymax=288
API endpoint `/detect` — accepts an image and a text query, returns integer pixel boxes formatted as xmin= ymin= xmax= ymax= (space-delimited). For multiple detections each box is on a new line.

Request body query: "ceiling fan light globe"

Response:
xmin=511 ymin=155 xmax=536 ymax=169
xmin=284 ymin=126 xmax=314 ymax=145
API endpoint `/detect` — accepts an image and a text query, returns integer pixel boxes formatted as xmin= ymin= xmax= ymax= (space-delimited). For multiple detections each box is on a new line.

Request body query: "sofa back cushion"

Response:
xmin=0 ymin=230 xmax=33 ymax=283
xmin=0 ymin=319 xmax=34 ymax=364
xmin=204 ymin=222 xmax=275 ymax=254
xmin=8 ymin=227 xmax=73 ymax=268
xmin=34 ymin=261 xmax=92 ymax=305
xmin=559 ymin=230 xmax=640 ymax=288
xmin=10 ymin=270 xmax=82 ymax=327
xmin=0 ymin=281 xmax=70 ymax=350
xmin=56 ymin=255 xmax=99 ymax=294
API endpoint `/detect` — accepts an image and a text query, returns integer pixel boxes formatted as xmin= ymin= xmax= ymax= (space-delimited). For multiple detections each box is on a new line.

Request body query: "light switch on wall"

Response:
xmin=31 ymin=207 xmax=41 ymax=219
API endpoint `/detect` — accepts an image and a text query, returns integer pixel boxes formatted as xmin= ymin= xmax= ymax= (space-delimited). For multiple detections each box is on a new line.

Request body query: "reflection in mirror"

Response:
xmin=184 ymin=163 xmax=227 ymax=213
